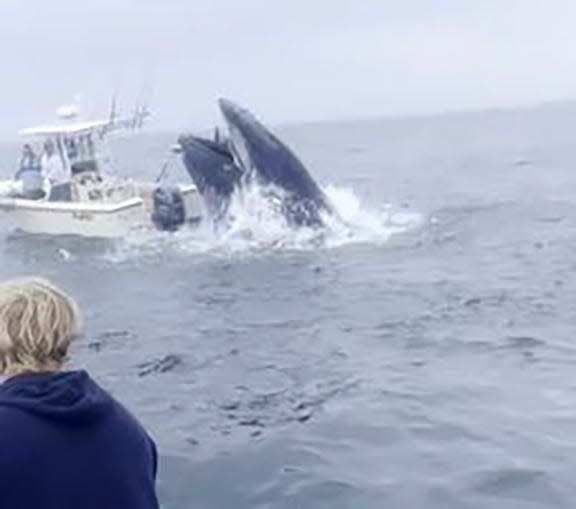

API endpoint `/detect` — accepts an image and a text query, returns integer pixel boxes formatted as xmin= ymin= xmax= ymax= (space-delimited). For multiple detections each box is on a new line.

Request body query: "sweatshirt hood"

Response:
xmin=0 ymin=370 xmax=112 ymax=423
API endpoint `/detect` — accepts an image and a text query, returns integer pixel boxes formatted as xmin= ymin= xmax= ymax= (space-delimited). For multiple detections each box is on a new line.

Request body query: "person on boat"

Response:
xmin=17 ymin=144 xmax=40 ymax=174
xmin=41 ymin=139 xmax=67 ymax=183
xmin=0 ymin=277 xmax=159 ymax=509
xmin=41 ymin=140 xmax=71 ymax=200
xmin=15 ymin=145 xmax=45 ymax=199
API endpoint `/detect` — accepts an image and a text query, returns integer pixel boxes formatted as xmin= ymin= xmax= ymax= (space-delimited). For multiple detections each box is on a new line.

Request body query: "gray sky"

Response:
xmin=1 ymin=0 xmax=575 ymax=138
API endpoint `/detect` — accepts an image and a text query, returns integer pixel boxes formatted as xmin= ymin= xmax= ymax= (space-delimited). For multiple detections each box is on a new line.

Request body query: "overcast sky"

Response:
xmin=0 ymin=0 xmax=575 ymax=138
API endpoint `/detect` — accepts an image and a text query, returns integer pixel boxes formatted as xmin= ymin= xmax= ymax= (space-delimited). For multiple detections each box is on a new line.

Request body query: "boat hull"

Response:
xmin=0 ymin=185 xmax=203 ymax=238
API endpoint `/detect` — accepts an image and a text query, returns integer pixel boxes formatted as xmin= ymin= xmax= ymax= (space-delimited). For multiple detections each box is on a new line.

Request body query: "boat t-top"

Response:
xmin=0 ymin=104 xmax=202 ymax=237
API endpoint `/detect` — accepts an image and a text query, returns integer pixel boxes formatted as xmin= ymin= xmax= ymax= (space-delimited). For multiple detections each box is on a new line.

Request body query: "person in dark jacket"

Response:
xmin=0 ymin=277 xmax=159 ymax=509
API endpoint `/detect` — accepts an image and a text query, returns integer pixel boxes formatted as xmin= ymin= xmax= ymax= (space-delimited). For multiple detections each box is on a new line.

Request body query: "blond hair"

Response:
xmin=0 ymin=277 xmax=81 ymax=376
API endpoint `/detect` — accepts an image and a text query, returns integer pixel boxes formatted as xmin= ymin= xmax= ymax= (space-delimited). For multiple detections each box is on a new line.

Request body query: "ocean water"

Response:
xmin=2 ymin=103 xmax=576 ymax=508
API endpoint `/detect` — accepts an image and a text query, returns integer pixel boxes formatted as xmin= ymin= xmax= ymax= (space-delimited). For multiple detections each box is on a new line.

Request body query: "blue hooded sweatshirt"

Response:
xmin=0 ymin=370 xmax=159 ymax=509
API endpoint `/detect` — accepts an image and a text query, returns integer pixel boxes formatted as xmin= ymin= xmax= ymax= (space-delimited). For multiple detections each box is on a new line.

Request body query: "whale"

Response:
xmin=178 ymin=99 xmax=333 ymax=227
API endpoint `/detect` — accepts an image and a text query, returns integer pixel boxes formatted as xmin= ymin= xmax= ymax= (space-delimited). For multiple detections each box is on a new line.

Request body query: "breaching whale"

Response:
xmin=178 ymin=99 xmax=333 ymax=227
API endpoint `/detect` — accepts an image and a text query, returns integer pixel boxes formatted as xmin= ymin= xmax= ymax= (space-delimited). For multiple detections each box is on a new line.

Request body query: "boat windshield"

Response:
xmin=65 ymin=134 xmax=99 ymax=175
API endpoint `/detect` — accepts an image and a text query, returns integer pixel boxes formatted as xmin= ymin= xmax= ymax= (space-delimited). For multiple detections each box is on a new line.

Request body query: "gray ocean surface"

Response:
xmin=2 ymin=103 xmax=576 ymax=508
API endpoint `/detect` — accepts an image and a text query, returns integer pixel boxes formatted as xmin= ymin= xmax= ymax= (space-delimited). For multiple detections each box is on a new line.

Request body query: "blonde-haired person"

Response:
xmin=0 ymin=277 xmax=159 ymax=509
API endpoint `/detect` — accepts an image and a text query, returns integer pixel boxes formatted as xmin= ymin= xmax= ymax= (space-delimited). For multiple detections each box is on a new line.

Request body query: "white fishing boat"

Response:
xmin=0 ymin=104 xmax=202 ymax=238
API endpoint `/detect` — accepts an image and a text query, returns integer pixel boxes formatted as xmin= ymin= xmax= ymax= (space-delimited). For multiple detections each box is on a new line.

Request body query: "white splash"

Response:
xmin=104 ymin=183 xmax=423 ymax=263
xmin=57 ymin=248 xmax=73 ymax=262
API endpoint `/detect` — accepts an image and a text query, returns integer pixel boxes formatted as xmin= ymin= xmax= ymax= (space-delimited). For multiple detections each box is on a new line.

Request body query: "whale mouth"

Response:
xmin=179 ymin=99 xmax=335 ymax=228
xmin=227 ymin=124 xmax=254 ymax=179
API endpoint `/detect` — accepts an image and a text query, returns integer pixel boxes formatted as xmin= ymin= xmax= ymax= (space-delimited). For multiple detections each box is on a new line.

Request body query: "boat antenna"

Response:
xmin=108 ymin=92 xmax=118 ymax=125
xmin=98 ymin=92 xmax=119 ymax=138
xmin=131 ymin=80 xmax=153 ymax=130
xmin=133 ymin=103 xmax=150 ymax=130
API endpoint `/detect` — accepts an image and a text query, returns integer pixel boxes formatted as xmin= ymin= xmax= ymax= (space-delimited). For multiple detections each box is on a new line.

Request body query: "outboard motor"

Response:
xmin=151 ymin=186 xmax=186 ymax=231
